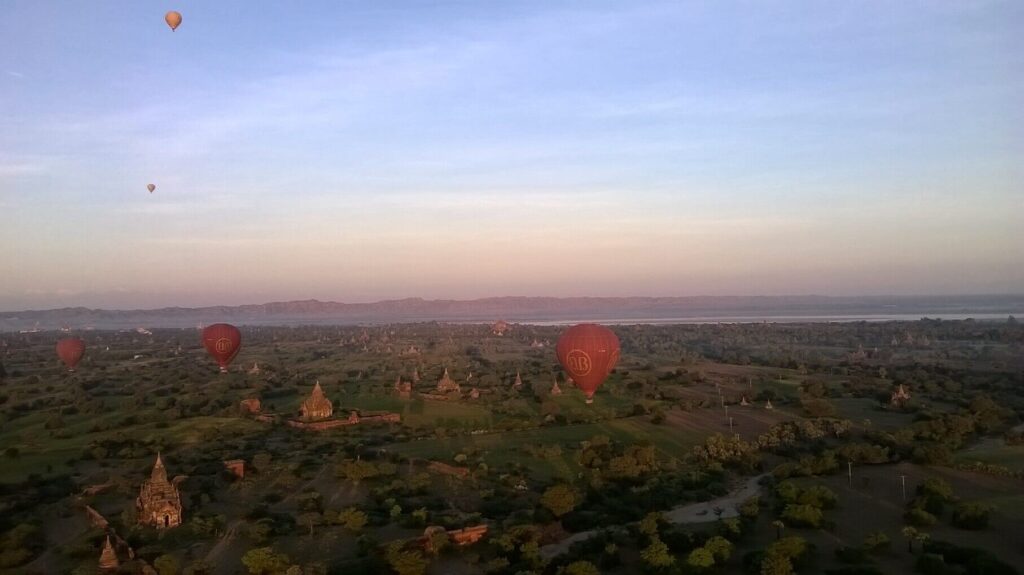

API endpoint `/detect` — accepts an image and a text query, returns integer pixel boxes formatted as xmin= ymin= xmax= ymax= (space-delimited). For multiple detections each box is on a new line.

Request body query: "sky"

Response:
xmin=1 ymin=1 xmax=1022 ymax=310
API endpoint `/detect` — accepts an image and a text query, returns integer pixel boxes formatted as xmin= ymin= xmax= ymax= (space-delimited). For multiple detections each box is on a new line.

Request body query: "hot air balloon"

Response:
xmin=555 ymin=323 xmax=620 ymax=404
xmin=147 ymin=184 xmax=156 ymax=193
xmin=165 ymin=11 xmax=182 ymax=31
xmin=201 ymin=323 xmax=241 ymax=373
xmin=56 ymin=338 xmax=85 ymax=372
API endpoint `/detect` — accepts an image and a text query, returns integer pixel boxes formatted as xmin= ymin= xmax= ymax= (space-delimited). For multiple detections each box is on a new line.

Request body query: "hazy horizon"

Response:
xmin=4 ymin=292 xmax=1024 ymax=315
xmin=3 ymin=1 xmax=1022 ymax=310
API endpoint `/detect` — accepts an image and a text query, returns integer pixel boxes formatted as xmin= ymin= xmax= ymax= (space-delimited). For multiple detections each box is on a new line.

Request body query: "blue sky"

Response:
xmin=1 ymin=1 xmax=1022 ymax=309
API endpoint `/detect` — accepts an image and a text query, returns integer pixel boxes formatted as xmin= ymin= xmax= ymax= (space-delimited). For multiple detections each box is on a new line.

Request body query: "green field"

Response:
xmin=955 ymin=440 xmax=1024 ymax=473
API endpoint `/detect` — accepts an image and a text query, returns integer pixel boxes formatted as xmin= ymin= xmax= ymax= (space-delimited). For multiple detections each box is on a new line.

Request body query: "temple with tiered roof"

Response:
xmin=890 ymin=384 xmax=911 ymax=407
xmin=436 ymin=368 xmax=461 ymax=393
xmin=136 ymin=454 xmax=182 ymax=529
xmin=300 ymin=381 xmax=333 ymax=420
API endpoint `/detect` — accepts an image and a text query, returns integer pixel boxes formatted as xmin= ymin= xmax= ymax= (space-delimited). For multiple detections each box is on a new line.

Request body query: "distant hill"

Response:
xmin=2 ymin=295 xmax=1022 ymax=330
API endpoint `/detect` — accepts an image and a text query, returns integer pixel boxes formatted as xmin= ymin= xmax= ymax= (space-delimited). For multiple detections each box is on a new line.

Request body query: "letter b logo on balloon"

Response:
xmin=566 ymin=349 xmax=592 ymax=375
xmin=215 ymin=338 xmax=233 ymax=354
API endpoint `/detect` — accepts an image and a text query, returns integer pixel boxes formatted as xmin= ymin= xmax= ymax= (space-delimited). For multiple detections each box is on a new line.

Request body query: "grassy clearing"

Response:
xmin=955 ymin=440 xmax=1024 ymax=473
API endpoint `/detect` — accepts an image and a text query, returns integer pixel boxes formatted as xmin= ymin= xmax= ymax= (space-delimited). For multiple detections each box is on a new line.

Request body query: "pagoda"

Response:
xmin=99 ymin=535 xmax=119 ymax=570
xmin=136 ymin=454 xmax=183 ymax=529
xmin=550 ymin=379 xmax=563 ymax=396
xmin=437 ymin=368 xmax=461 ymax=393
xmin=300 ymin=381 xmax=333 ymax=420
xmin=740 ymin=396 xmax=750 ymax=406
xmin=248 ymin=362 xmax=261 ymax=375
xmin=512 ymin=371 xmax=523 ymax=390
xmin=890 ymin=384 xmax=911 ymax=407
xmin=765 ymin=399 xmax=774 ymax=410
xmin=469 ymin=388 xmax=480 ymax=399
xmin=492 ymin=320 xmax=509 ymax=336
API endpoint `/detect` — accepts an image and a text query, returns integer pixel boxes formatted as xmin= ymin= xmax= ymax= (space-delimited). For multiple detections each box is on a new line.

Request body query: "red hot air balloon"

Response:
xmin=56 ymin=338 xmax=85 ymax=372
xmin=555 ymin=323 xmax=620 ymax=404
xmin=201 ymin=323 xmax=241 ymax=373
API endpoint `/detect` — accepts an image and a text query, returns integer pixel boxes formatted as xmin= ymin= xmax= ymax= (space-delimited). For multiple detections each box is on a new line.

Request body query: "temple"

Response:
xmin=436 ymin=368 xmax=461 ymax=393
xmin=98 ymin=535 xmax=119 ymax=570
xmin=890 ymin=384 xmax=911 ymax=407
xmin=512 ymin=371 xmax=523 ymax=390
xmin=136 ymin=454 xmax=183 ymax=529
xmin=300 ymin=381 xmax=333 ymax=420
xmin=492 ymin=320 xmax=509 ymax=336
xmin=550 ymin=379 xmax=562 ymax=396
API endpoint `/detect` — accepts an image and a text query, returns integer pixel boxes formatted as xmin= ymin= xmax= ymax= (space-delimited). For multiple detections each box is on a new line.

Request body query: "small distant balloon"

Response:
xmin=165 ymin=11 xmax=182 ymax=31
xmin=56 ymin=338 xmax=85 ymax=372
xmin=147 ymin=184 xmax=156 ymax=193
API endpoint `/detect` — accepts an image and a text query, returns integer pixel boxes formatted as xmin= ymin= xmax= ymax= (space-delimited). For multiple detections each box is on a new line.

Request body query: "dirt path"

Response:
xmin=205 ymin=519 xmax=243 ymax=563
xmin=540 ymin=474 xmax=766 ymax=559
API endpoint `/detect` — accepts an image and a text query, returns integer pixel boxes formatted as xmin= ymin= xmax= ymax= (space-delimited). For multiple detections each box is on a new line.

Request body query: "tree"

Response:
xmin=241 ymin=547 xmax=290 ymax=575
xmin=640 ymin=537 xmax=675 ymax=568
xmin=772 ymin=520 xmax=785 ymax=540
xmin=687 ymin=548 xmax=715 ymax=569
xmin=901 ymin=527 xmax=917 ymax=553
xmin=638 ymin=512 xmax=662 ymax=537
xmin=562 ymin=560 xmax=600 ymax=575
xmin=781 ymin=504 xmax=823 ymax=528
xmin=541 ymin=484 xmax=578 ymax=519
xmin=252 ymin=452 xmax=272 ymax=474
xmin=760 ymin=553 xmax=793 ymax=575
xmin=338 ymin=507 xmax=368 ymax=532
xmin=739 ymin=496 xmax=760 ymax=520
xmin=704 ymin=536 xmax=733 ymax=563
xmin=385 ymin=543 xmax=429 ymax=575
xmin=154 ymin=554 xmax=180 ymax=575
xmin=951 ymin=503 xmax=992 ymax=530
xmin=862 ymin=531 xmax=890 ymax=555
xmin=296 ymin=512 xmax=321 ymax=536
xmin=765 ymin=536 xmax=809 ymax=567
xmin=338 ymin=459 xmax=379 ymax=485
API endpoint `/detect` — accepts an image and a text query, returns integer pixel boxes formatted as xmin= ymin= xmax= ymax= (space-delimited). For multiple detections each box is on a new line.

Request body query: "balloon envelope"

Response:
xmin=165 ymin=11 xmax=182 ymax=31
xmin=201 ymin=323 xmax=241 ymax=372
xmin=555 ymin=323 xmax=620 ymax=404
xmin=56 ymin=338 xmax=85 ymax=371
xmin=147 ymin=184 xmax=156 ymax=193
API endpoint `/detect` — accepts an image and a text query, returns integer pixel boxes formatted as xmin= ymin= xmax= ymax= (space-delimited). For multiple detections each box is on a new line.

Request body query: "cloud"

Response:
xmin=5 ymin=71 xmax=24 ymax=78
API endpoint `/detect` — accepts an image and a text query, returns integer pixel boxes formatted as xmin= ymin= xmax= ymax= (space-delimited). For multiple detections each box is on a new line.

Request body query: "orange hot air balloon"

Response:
xmin=56 ymin=338 xmax=85 ymax=372
xmin=165 ymin=11 xmax=182 ymax=31
xmin=556 ymin=323 xmax=620 ymax=404
xmin=147 ymin=184 xmax=156 ymax=193
xmin=201 ymin=323 xmax=241 ymax=373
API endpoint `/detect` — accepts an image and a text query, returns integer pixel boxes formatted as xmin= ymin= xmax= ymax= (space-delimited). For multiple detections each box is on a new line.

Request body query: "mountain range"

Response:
xmin=2 ymin=295 xmax=1022 ymax=331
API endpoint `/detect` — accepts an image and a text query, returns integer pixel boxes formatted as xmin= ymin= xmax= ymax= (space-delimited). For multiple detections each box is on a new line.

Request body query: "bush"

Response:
xmin=903 ymin=507 xmax=938 ymax=527
xmin=951 ymin=503 xmax=992 ymax=530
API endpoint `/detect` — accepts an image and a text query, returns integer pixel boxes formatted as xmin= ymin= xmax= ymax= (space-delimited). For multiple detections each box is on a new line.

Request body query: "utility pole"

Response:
xmin=729 ymin=417 xmax=734 ymax=433
xmin=848 ymin=461 xmax=853 ymax=487
xmin=900 ymin=474 xmax=907 ymax=501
